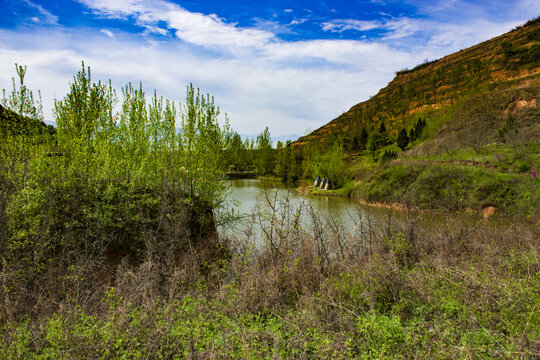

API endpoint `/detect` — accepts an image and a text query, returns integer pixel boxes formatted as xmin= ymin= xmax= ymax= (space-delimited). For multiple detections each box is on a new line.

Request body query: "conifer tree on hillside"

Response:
xmin=414 ymin=117 xmax=426 ymax=139
xmin=409 ymin=128 xmax=416 ymax=142
xmin=360 ymin=127 xmax=368 ymax=148
xmin=397 ymin=128 xmax=409 ymax=150
xmin=378 ymin=121 xmax=386 ymax=134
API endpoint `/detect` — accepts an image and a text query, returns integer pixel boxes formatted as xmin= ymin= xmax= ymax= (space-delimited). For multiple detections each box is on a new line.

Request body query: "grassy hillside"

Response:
xmin=294 ymin=18 xmax=539 ymax=218
xmin=294 ymin=18 xmax=539 ymax=147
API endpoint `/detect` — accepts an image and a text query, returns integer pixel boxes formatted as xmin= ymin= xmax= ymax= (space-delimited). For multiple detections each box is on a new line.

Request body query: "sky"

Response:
xmin=0 ymin=1 xmax=538 ymax=140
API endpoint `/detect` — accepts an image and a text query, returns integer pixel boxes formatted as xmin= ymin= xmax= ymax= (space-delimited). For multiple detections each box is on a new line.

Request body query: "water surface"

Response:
xmin=219 ymin=179 xmax=404 ymax=245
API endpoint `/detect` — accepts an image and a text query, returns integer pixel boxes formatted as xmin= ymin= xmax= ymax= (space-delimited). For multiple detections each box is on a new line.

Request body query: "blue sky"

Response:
xmin=0 ymin=0 xmax=538 ymax=139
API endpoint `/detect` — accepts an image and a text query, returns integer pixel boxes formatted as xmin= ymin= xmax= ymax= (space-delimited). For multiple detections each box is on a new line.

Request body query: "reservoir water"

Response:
xmin=227 ymin=178 xmax=358 ymax=220
xmin=218 ymin=179 xmax=413 ymax=246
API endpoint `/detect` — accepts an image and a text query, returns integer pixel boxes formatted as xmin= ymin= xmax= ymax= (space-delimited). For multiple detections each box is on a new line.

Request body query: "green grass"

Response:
xmin=350 ymin=160 xmax=538 ymax=216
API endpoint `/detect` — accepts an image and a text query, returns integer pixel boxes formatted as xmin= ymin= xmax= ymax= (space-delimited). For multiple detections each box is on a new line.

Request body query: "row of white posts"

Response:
xmin=313 ymin=176 xmax=331 ymax=190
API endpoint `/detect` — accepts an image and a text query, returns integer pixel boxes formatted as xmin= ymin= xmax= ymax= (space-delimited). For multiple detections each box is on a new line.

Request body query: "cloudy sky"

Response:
xmin=0 ymin=0 xmax=538 ymax=139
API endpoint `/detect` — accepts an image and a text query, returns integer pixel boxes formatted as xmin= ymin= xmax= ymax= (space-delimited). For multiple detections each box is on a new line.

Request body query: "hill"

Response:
xmin=294 ymin=18 xmax=540 ymax=148
xmin=292 ymin=18 xmax=539 ymax=218
xmin=0 ymin=104 xmax=55 ymax=139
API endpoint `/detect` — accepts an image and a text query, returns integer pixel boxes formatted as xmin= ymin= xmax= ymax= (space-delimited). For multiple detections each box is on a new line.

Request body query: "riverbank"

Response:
xmin=226 ymin=170 xmax=258 ymax=179
xmin=303 ymin=184 xmax=497 ymax=219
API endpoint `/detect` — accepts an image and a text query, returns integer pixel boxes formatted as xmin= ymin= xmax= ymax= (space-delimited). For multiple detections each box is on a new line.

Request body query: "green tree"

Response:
xmin=119 ymin=83 xmax=149 ymax=182
xmin=378 ymin=121 xmax=386 ymax=134
xmin=414 ymin=117 xmax=426 ymax=139
xmin=408 ymin=116 xmax=426 ymax=143
xmin=225 ymin=131 xmax=246 ymax=171
xmin=367 ymin=131 xmax=383 ymax=152
xmin=1 ymin=63 xmax=51 ymax=139
xmin=275 ymin=142 xmax=290 ymax=181
xmin=2 ymin=64 xmax=43 ymax=122
xmin=180 ymin=84 xmax=230 ymax=207
xmin=359 ymin=127 xmax=368 ymax=149
xmin=287 ymin=145 xmax=301 ymax=182
xmin=350 ymin=136 xmax=360 ymax=151
xmin=502 ymin=41 xmax=514 ymax=62
xmin=408 ymin=128 xmax=416 ymax=142
xmin=54 ymin=63 xmax=116 ymax=178
xmin=255 ymin=127 xmax=274 ymax=175
xmin=397 ymin=128 xmax=409 ymax=150
xmin=312 ymin=142 xmax=347 ymax=188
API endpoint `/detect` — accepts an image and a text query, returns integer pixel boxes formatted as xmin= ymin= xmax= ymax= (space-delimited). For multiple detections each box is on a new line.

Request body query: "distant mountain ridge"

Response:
xmin=294 ymin=18 xmax=540 ymax=147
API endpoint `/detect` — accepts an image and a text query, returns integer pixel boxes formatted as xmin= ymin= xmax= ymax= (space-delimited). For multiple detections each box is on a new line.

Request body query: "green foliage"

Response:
xmin=502 ymin=41 xmax=515 ymax=61
xmin=359 ymin=128 xmax=368 ymax=149
xmin=397 ymin=128 xmax=409 ymax=150
xmin=1 ymin=64 xmax=54 ymax=141
xmin=54 ymin=63 xmax=117 ymax=178
xmin=179 ymin=83 xmax=230 ymax=207
xmin=380 ymin=149 xmax=397 ymax=163
xmin=255 ymin=127 xmax=275 ymax=175
xmin=275 ymin=143 xmax=301 ymax=182
xmin=359 ymin=162 xmax=535 ymax=215
xmin=502 ymin=37 xmax=540 ymax=69
xmin=303 ymin=141 xmax=349 ymax=188
xmin=350 ymin=314 xmax=409 ymax=358
xmin=1 ymin=63 xmax=233 ymax=289
xmin=408 ymin=116 xmax=426 ymax=143
xmin=2 ymin=64 xmax=43 ymax=121
xmin=366 ymin=131 xmax=384 ymax=152
xmin=498 ymin=114 xmax=518 ymax=141
xmin=224 ymin=131 xmax=247 ymax=171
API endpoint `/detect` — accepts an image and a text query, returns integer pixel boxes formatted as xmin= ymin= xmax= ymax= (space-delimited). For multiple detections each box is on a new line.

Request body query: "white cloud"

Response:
xmin=424 ymin=19 xmax=522 ymax=51
xmin=321 ymin=19 xmax=381 ymax=33
xmin=290 ymin=18 xmax=308 ymax=25
xmin=77 ymin=0 xmax=276 ymax=49
xmin=321 ymin=17 xmax=423 ymax=39
xmin=381 ymin=18 xmax=422 ymax=40
xmin=23 ymin=0 xmax=59 ymax=25
xmin=100 ymin=29 xmax=115 ymax=38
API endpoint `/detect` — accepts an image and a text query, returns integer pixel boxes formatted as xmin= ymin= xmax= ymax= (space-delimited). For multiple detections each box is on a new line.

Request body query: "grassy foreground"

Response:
xmin=1 ymin=202 xmax=538 ymax=359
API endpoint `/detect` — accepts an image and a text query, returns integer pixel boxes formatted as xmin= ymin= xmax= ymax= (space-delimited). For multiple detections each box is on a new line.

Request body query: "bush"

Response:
xmin=367 ymin=131 xmax=384 ymax=152
xmin=380 ymin=149 xmax=397 ymax=162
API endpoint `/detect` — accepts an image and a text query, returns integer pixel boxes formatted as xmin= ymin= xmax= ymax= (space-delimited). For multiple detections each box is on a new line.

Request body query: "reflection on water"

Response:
xmin=218 ymin=179 xmax=502 ymax=248
xmin=226 ymin=178 xmax=358 ymax=218
xmin=219 ymin=179 xmax=400 ymax=246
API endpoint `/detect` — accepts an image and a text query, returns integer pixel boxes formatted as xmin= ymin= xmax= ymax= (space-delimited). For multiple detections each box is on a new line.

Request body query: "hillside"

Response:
xmin=292 ymin=18 xmax=539 ymax=218
xmin=0 ymin=104 xmax=55 ymax=139
xmin=294 ymin=17 xmax=540 ymax=147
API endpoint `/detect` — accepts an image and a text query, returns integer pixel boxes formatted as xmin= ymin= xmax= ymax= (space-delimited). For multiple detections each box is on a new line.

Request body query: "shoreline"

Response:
xmin=298 ymin=183 xmax=500 ymax=219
